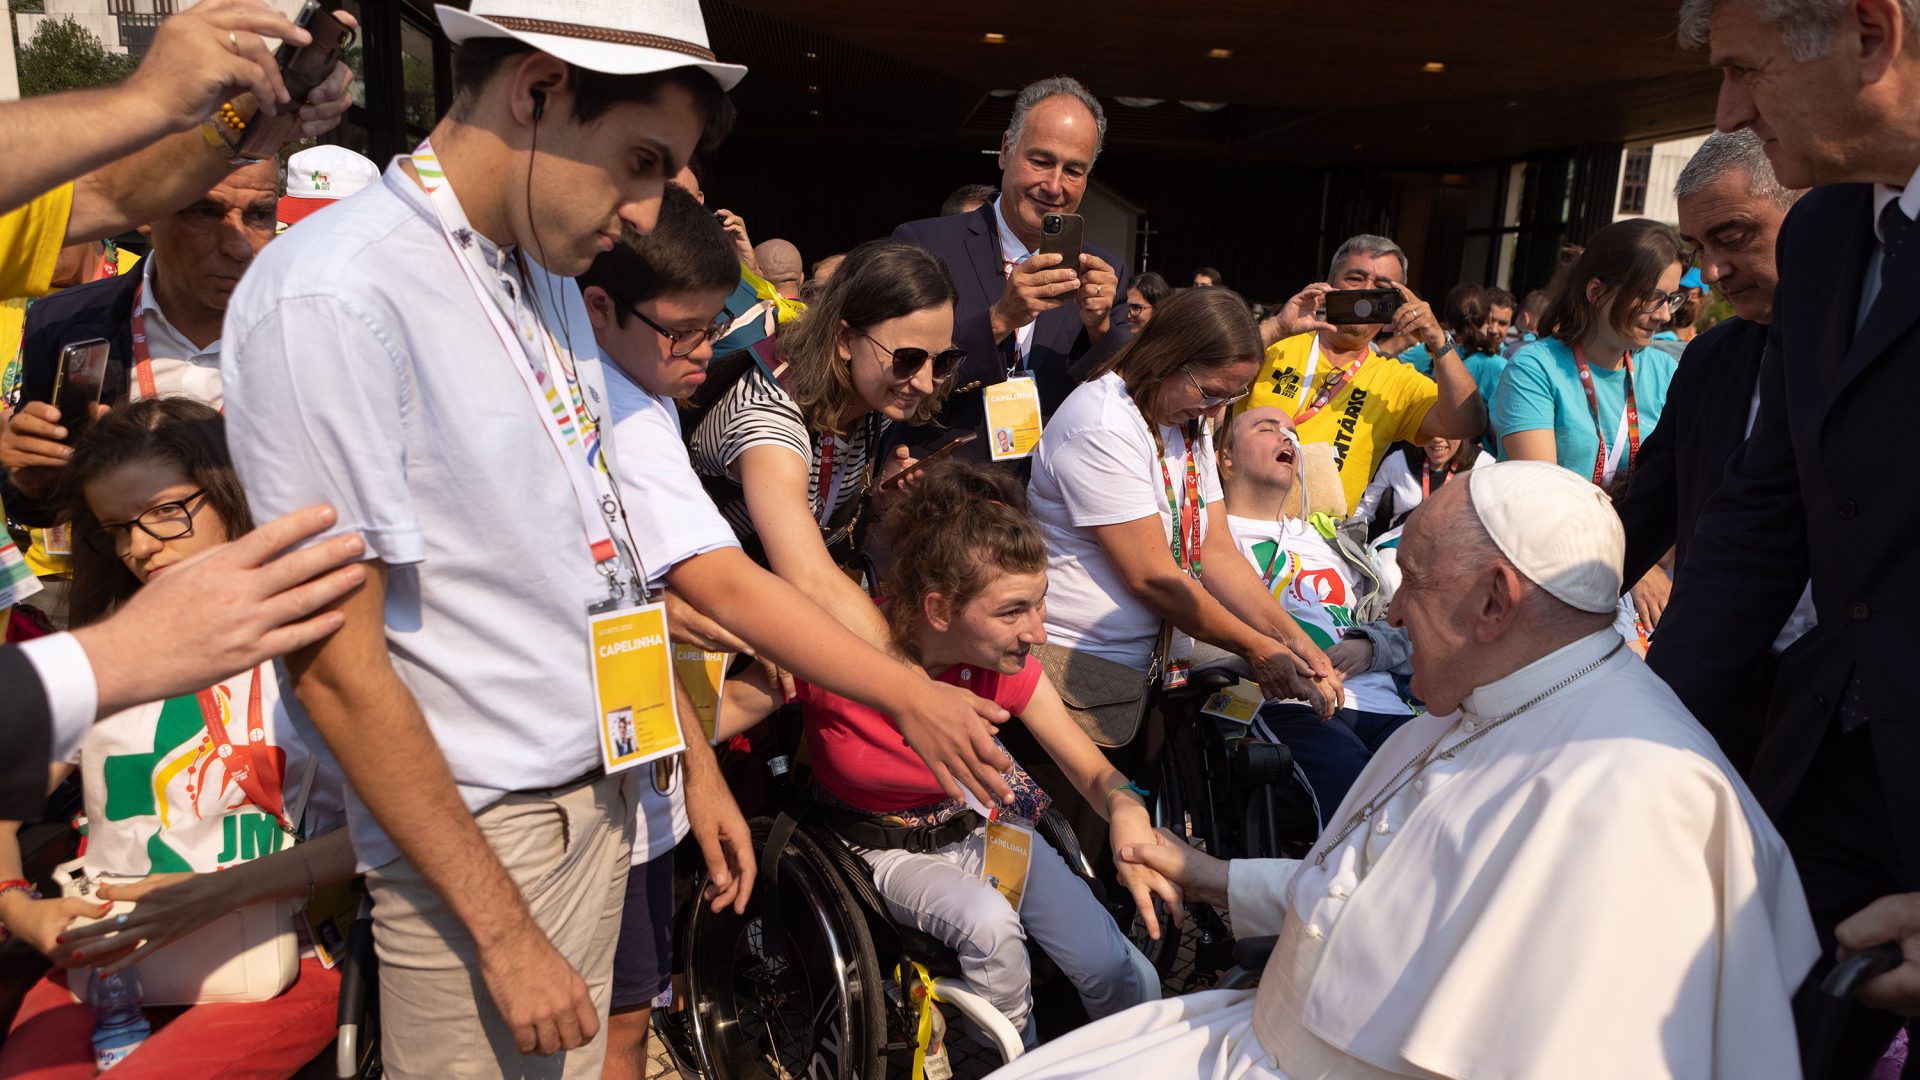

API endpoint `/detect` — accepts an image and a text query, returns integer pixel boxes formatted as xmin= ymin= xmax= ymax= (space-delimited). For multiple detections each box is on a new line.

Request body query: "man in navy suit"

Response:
xmin=1615 ymin=129 xmax=1803 ymax=771
xmin=1657 ymin=0 xmax=1920 ymax=1062
xmin=892 ymin=76 xmax=1131 ymax=458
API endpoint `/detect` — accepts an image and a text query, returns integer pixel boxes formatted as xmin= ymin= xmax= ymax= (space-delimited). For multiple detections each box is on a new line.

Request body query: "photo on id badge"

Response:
xmin=590 ymin=603 xmax=686 ymax=772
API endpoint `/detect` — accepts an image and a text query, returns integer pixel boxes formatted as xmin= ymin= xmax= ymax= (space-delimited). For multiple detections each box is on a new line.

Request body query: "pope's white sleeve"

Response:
xmin=19 ymin=632 xmax=98 ymax=760
xmin=1226 ymin=857 xmax=1302 ymax=939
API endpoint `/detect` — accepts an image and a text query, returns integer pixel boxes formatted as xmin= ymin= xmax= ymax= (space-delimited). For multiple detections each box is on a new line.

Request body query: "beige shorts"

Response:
xmin=366 ymin=772 xmax=635 ymax=1079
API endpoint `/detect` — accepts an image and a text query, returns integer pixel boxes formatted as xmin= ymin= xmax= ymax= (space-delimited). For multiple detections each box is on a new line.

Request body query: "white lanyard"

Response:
xmin=1601 ymin=403 xmax=1632 ymax=488
xmin=1295 ymin=336 xmax=1323 ymax=413
xmin=409 ymin=142 xmax=642 ymax=602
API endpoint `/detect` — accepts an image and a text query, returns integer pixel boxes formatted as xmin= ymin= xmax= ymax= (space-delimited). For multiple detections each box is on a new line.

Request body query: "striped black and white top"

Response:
xmin=687 ymin=365 xmax=885 ymax=544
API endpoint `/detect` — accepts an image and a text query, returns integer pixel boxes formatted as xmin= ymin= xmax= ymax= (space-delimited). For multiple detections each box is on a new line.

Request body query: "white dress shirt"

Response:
xmin=1857 ymin=160 xmax=1920 ymax=328
xmin=18 ymin=632 xmax=97 ymax=763
xmin=991 ymin=196 xmax=1037 ymax=367
xmin=130 ymin=255 xmax=224 ymax=407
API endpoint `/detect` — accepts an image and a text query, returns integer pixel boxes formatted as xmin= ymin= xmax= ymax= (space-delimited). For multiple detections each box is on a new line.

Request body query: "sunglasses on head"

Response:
xmin=855 ymin=329 xmax=966 ymax=380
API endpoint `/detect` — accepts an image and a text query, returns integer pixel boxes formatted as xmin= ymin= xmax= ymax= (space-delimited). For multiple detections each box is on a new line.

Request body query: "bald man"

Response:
xmin=994 ymin=461 xmax=1817 ymax=1080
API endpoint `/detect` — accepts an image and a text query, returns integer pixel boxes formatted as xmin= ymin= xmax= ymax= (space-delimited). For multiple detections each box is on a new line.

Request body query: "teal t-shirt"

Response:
xmin=1492 ymin=338 xmax=1677 ymax=476
xmin=1462 ymin=350 xmax=1508 ymax=456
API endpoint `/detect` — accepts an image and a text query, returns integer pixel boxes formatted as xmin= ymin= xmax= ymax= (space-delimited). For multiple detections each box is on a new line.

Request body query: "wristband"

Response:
xmin=1104 ymin=781 xmax=1150 ymax=808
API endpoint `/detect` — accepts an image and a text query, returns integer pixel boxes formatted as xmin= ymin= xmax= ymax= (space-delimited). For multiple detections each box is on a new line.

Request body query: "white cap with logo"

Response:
xmin=280 ymin=145 xmax=380 ymax=228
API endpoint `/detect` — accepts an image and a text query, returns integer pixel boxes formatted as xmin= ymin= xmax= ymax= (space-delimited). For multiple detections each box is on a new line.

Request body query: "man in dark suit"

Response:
xmin=1656 ymin=0 xmax=1920 ymax=1061
xmin=1 ymin=159 xmax=277 ymax=528
xmin=0 ymin=506 xmax=365 ymax=819
xmin=1615 ymin=129 xmax=1802 ymax=771
xmin=891 ymin=76 xmax=1131 ymax=459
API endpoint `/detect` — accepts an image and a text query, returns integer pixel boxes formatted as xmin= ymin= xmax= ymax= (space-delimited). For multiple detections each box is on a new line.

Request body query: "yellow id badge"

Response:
xmin=1200 ymin=679 xmax=1263 ymax=725
xmin=42 ymin=523 xmax=71 ymax=557
xmin=982 ymin=818 xmax=1034 ymax=913
xmin=983 ymin=376 xmax=1043 ymax=461
xmin=673 ymin=645 xmax=730 ymax=744
xmin=300 ymin=879 xmax=361 ymax=970
xmin=589 ymin=602 xmax=686 ymax=774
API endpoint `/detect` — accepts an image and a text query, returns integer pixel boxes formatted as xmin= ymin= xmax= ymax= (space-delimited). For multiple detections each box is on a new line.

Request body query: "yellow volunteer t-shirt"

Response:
xmin=0 ymin=184 xmax=74 ymax=301
xmin=1240 ymin=332 xmax=1439 ymax=512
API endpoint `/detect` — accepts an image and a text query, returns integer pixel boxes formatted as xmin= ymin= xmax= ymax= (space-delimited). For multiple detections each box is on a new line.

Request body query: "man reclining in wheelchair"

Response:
xmin=716 ymin=460 xmax=1179 ymax=1049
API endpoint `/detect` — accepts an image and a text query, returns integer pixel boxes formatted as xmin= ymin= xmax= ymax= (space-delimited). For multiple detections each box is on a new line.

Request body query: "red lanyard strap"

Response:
xmin=1154 ymin=419 xmax=1205 ymax=579
xmin=1293 ymin=338 xmax=1367 ymax=424
xmin=194 ymin=667 xmax=290 ymax=832
xmin=1572 ymin=345 xmax=1639 ymax=487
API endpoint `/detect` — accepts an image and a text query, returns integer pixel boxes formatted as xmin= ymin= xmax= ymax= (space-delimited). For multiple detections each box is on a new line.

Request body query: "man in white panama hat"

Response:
xmin=215 ymin=3 xmax=772 ymax=1076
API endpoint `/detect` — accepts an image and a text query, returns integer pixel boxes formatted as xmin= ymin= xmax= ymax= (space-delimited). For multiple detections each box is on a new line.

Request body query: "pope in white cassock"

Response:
xmin=992 ymin=460 xmax=1820 ymax=1080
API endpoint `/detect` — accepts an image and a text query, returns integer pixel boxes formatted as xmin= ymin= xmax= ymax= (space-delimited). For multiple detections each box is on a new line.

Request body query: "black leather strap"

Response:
xmin=822 ymin=806 xmax=981 ymax=854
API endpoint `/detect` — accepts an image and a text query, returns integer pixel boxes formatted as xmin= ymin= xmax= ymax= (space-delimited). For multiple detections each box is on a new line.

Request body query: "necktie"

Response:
xmin=1880 ymin=198 xmax=1913 ymax=261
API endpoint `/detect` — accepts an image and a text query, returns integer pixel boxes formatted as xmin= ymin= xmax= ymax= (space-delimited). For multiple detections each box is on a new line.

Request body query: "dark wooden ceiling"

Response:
xmin=706 ymin=0 xmax=1719 ymax=168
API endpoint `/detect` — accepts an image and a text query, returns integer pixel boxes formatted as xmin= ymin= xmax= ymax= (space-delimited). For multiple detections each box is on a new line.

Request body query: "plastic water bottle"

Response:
xmin=87 ymin=967 xmax=149 ymax=1072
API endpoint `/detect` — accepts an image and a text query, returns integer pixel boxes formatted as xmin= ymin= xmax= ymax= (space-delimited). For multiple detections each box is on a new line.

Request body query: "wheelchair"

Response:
xmin=1116 ymin=665 xmax=1323 ymax=991
xmin=666 ymin=707 xmax=1158 ymax=1079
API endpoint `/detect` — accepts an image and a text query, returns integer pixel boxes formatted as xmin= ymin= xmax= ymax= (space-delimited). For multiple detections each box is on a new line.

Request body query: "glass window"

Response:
xmin=401 ymin=18 xmax=436 ymax=131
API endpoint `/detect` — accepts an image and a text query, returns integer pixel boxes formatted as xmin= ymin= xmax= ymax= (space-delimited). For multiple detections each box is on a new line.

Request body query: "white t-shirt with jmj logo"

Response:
xmin=1226 ymin=515 xmax=1410 ymax=717
xmin=73 ymin=661 xmax=345 ymax=879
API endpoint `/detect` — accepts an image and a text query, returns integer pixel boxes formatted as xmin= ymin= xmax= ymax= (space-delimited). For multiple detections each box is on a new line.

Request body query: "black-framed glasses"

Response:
xmin=856 ymin=329 xmax=966 ymax=381
xmin=1184 ymin=368 xmax=1250 ymax=410
xmin=627 ymin=302 xmax=729 ymax=358
xmin=1642 ymin=288 xmax=1690 ymax=312
xmin=1127 ymin=302 xmax=1152 ymax=316
xmin=86 ymin=490 xmax=209 ymax=557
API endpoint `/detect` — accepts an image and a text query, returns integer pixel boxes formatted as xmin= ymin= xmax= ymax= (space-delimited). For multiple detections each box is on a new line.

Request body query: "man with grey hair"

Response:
xmin=1618 ymin=129 xmax=1808 ymax=708
xmin=1239 ymin=233 xmax=1486 ymax=513
xmin=1651 ymin=0 xmax=1920 ymax=1053
xmin=993 ymin=460 xmax=1817 ymax=1080
xmin=892 ymin=75 xmax=1130 ymax=464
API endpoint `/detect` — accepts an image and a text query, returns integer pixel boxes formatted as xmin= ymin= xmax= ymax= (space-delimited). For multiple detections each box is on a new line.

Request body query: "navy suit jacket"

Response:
xmin=890 ymin=203 xmax=1131 ymax=458
xmin=2 ymin=270 xmax=142 ymax=528
xmin=1616 ymin=315 xmax=1770 ymax=583
xmin=1648 ymin=184 xmax=1920 ymax=884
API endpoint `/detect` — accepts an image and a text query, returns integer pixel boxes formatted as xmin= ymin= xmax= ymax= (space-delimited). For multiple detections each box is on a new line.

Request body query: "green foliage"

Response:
xmin=16 ymin=15 xmax=137 ymax=98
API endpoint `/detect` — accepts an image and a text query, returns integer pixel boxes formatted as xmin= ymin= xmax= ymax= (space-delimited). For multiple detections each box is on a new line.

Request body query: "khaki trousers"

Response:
xmin=366 ymin=772 xmax=635 ymax=1079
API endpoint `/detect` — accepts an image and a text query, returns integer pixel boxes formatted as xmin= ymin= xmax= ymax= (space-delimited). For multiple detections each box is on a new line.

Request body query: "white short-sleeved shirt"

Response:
xmin=1225 ymin=515 xmax=1410 ymax=716
xmin=603 ymin=363 xmax=742 ymax=864
xmin=221 ymin=164 xmax=624 ymax=871
xmin=1028 ymin=372 xmax=1224 ymax=669
xmin=74 ymin=661 xmax=347 ymax=879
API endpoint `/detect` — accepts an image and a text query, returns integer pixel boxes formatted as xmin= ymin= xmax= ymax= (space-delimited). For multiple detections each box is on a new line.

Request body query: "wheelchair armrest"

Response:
xmin=1231 ymin=935 xmax=1279 ymax=973
xmin=1818 ymin=943 xmax=1903 ymax=1000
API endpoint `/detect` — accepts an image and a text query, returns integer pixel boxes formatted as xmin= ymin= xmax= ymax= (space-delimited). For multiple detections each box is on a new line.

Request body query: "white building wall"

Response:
xmin=1615 ymin=133 xmax=1709 ymax=227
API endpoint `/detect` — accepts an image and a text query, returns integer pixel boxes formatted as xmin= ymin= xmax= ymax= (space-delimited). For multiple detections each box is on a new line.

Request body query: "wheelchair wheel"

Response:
xmin=685 ymin=818 xmax=886 ymax=1080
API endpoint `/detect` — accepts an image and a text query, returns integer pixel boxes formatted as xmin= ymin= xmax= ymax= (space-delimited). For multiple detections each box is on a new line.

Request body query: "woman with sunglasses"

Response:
xmin=1024 ymin=288 xmax=1338 ymax=862
xmin=0 ymin=399 xmax=355 ymax=1078
xmin=688 ymin=239 xmax=963 ymax=649
xmin=1493 ymin=218 xmax=1685 ymax=644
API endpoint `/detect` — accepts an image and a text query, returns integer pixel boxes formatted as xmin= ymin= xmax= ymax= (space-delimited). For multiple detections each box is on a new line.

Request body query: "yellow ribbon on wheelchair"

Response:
xmin=894 ymin=959 xmax=942 ymax=1080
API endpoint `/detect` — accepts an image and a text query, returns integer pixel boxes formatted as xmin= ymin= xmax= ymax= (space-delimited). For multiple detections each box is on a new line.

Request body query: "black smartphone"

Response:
xmin=1323 ymin=288 xmax=1404 ymax=326
xmin=48 ymin=338 xmax=111 ymax=446
xmin=877 ymin=432 xmax=979 ymax=492
xmin=233 ymin=2 xmax=356 ymax=159
xmin=1037 ymin=212 xmax=1085 ymax=281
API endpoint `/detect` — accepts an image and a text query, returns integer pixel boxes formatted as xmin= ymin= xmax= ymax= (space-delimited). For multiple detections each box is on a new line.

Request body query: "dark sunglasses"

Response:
xmin=628 ymin=302 xmax=729 ymax=358
xmin=856 ymin=329 xmax=965 ymax=381
xmin=86 ymin=489 xmax=209 ymax=557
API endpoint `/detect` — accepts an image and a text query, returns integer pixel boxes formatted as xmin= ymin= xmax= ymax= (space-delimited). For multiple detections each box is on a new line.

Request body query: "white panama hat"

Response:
xmin=435 ymin=0 xmax=747 ymax=91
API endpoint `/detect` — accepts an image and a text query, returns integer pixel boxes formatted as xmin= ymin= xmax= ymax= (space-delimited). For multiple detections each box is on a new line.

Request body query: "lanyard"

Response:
xmin=130 ymin=282 xmax=158 ymax=401
xmin=1293 ymin=336 xmax=1366 ymax=424
xmin=194 ymin=667 xmax=291 ymax=834
xmin=410 ymin=141 xmax=640 ymax=602
xmin=1153 ymin=419 xmax=1205 ymax=579
xmin=817 ymin=433 xmax=841 ymax=529
xmin=1572 ymin=345 xmax=1639 ymax=488
xmin=1421 ymin=459 xmax=1456 ymax=499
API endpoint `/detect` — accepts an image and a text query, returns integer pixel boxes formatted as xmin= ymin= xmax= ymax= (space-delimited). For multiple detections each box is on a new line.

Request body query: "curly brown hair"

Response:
xmin=878 ymin=459 xmax=1047 ymax=656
